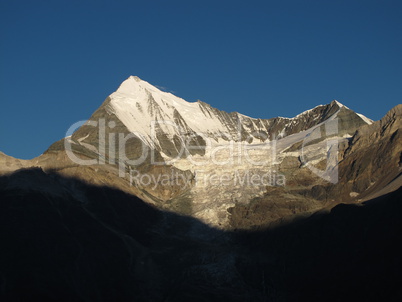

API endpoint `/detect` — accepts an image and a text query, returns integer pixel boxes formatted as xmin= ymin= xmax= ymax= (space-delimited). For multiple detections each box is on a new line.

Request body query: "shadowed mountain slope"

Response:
xmin=1 ymin=168 xmax=401 ymax=301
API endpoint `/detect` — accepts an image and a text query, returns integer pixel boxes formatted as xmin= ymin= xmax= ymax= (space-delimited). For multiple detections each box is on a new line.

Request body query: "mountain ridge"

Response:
xmin=50 ymin=76 xmax=371 ymax=161
xmin=1 ymin=76 xmax=400 ymax=228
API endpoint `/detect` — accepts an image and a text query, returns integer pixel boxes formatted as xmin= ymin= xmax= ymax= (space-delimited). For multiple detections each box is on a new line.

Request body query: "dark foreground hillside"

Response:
xmin=1 ymin=168 xmax=401 ymax=301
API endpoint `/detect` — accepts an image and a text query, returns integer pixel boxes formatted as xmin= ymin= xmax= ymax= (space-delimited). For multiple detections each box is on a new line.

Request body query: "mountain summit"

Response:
xmin=31 ymin=76 xmax=378 ymax=226
xmin=60 ymin=76 xmax=372 ymax=160
xmin=1 ymin=76 xmax=395 ymax=227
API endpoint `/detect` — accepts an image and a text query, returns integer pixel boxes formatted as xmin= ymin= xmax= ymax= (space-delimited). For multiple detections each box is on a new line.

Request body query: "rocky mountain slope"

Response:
xmin=2 ymin=76 xmax=399 ymax=228
xmin=228 ymin=104 xmax=402 ymax=229
xmin=19 ymin=76 xmax=376 ymax=228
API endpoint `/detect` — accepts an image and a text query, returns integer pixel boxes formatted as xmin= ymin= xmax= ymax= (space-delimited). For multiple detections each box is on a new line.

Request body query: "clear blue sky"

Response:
xmin=1 ymin=0 xmax=401 ymax=159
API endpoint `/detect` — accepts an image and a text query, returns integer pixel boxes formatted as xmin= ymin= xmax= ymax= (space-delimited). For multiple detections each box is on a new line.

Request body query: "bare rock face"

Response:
xmin=334 ymin=104 xmax=402 ymax=201
xmin=0 ymin=152 xmax=29 ymax=174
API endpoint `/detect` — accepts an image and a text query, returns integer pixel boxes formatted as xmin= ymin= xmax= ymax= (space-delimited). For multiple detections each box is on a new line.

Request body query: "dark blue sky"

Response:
xmin=1 ymin=0 xmax=401 ymax=159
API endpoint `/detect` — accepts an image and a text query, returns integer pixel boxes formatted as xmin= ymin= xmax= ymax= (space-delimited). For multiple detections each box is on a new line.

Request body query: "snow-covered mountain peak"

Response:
xmin=107 ymin=76 xmax=226 ymax=148
xmin=115 ymin=76 xmax=157 ymax=96
xmin=100 ymin=77 xmax=374 ymax=157
xmin=329 ymin=100 xmax=372 ymax=124
xmin=331 ymin=100 xmax=349 ymax=109
xmin=129 ymin=75 xmax=141 ymax=81
xmin=112 ymin=76 xmax=193 ymax=107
